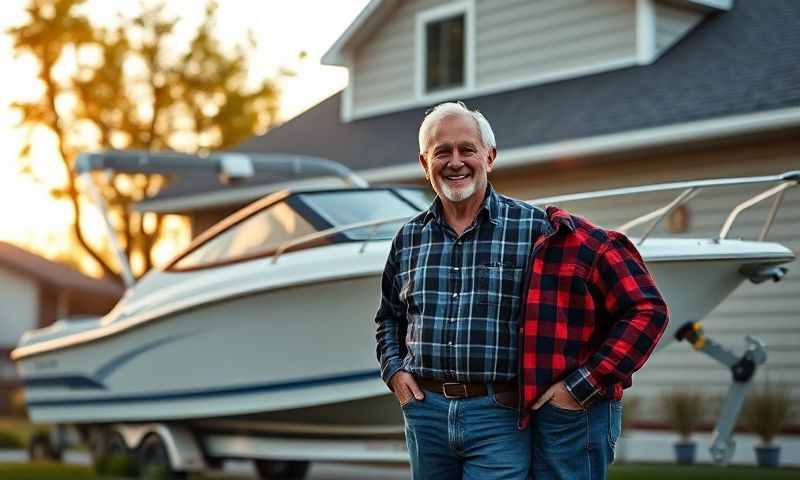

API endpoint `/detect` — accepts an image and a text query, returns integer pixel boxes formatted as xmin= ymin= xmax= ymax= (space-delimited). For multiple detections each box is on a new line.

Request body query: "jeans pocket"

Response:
xmin=543 ymin=401 xmax=585 ymax=416
xmin=608 ymin=400 xmax=623 ymax=449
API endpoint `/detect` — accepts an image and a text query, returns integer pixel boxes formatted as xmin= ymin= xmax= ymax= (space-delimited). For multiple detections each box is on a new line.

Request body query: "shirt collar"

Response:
xmin=424 ymin=184 xmax=500 ymax=227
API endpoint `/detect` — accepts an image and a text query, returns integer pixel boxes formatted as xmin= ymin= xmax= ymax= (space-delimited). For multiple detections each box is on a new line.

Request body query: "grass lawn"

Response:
xmin=0 ymin=462 xmax=798 ymax=479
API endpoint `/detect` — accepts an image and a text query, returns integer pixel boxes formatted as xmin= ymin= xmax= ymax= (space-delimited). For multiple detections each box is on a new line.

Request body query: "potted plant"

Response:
xmin=742 ymin=384 xmax=792 ymax=468
xmin=661 ymin=389 xmax=705 ymax=464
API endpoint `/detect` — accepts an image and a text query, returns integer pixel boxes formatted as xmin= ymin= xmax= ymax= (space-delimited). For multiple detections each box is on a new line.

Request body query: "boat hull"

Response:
xmin=14 ymin=239 xmax=794 ymax=427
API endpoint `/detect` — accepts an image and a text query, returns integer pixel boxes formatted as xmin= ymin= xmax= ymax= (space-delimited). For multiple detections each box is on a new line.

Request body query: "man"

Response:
xmin=375 ymin=101 xmax=545 ymax=479
xmin=376 ymin=101 xmax=668 ymax=479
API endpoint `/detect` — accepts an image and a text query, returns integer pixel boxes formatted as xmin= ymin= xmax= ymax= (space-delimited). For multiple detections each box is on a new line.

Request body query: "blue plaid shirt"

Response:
xmin=375 ymin=185 xmax=548 ymax=385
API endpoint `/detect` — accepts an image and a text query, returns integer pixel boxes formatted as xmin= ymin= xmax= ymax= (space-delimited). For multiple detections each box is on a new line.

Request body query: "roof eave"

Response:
xmin=321 ymin=0 xmax=389 ymax=66
xmin=358 ymin=106 xmax=800 ymax=183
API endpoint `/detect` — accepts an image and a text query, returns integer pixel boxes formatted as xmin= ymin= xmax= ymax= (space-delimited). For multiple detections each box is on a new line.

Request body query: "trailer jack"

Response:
xmin=675 ymin=321 xmax=767 ymax=465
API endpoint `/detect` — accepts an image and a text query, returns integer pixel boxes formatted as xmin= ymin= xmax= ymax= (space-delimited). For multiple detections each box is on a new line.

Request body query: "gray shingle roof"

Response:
xmin=236 ymin=0 xmax=800 ymax=173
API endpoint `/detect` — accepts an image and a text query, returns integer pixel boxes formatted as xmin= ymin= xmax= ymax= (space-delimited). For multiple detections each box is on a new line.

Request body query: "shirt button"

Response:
xmin=452 ymin=292 xmax=458 ymax=298
xmin=454 ymin=267 xmax=460 ymax=271
xmin=448 ymin=341 xmax=453 ymax=346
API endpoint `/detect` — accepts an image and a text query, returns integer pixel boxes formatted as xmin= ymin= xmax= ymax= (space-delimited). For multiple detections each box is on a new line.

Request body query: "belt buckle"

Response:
xmin=442 ymin=382 xmax=468 ymax=399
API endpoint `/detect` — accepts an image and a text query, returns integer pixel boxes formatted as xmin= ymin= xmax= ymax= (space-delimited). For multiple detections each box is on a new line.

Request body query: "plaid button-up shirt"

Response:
xmin=520 ymin=206 xmax=669 ymax=427
xmin=375 ymin=185 xmax=548 ymax=385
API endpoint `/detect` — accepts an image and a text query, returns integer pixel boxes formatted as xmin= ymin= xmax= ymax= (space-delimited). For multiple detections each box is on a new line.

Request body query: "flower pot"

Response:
xmin=674 ymin=441 xmax=696 ymax=465
xmin=754 ymin=444 xmax=781 ymax=468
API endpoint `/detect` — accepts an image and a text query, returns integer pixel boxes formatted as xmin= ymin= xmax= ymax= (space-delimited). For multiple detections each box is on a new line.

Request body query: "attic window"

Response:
xmin=424 ymin=14 xmax=465 ymax=92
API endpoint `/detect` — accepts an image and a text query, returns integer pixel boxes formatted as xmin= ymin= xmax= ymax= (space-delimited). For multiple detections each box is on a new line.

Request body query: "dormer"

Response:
xmin=323 ymin=0 xmax=731 ymax=122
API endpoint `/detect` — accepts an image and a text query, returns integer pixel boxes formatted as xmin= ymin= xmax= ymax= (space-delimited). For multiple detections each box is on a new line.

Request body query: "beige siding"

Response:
xmin=492 ymin=134 xmax=800 ymax=424
xmin=475 ymin=0 xmax=637 ymax=88
xmin=654 ymin=2 xmax=704 ymax=55
xmin=350 ymin=0 xmax=638 ymax=118
xmin=0 ymin=267 xmax=38 ymax=346
xmin=352 ymin=0 xmax=450 ymax=116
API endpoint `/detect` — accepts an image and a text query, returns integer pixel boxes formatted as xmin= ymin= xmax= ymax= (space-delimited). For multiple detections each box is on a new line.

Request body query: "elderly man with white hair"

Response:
xmin=374 ymin=101 xmax=543 ymax=479
xmin=375 ymin=101 xmax=668 ymax=479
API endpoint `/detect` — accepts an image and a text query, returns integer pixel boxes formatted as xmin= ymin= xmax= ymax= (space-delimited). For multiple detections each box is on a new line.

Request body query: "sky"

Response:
xmin=0 ymin=0 xmax=370 ymax=274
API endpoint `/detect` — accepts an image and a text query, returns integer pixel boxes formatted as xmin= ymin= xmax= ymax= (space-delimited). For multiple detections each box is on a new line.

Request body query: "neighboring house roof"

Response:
xmin=141 ymin=0 xmax=800 ymax=210
xmin=0 ymin=242 xmax=123 ymax=298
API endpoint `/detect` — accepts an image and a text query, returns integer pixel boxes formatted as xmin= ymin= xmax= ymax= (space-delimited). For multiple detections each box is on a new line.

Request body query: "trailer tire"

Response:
xmin=137 ymin=433 xmax=186 ymax=480
xmin=94 ymin=432 xmax=136 ymax=477
xmin=27 ymin=432 xmax=62 ymax=462
xmin=254 ymin=459 xmax=310 ymax=479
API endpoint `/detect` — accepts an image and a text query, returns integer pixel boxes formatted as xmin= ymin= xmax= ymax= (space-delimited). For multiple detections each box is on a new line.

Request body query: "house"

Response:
xmin=138 ymin=0 xmax=800 ymax=426
xmin=0 ymin=241 xmax=124 ymax=414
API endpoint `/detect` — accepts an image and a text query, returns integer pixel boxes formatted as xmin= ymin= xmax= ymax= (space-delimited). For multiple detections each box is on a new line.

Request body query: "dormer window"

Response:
xmin=425 ymin=14 xmax=464 ymax=92
xmin=416 ymin=2 xmax=474 ymax=98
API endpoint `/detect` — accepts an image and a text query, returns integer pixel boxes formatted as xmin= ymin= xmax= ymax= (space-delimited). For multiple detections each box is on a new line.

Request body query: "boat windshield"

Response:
xmin=298 ymin=190 xmax=423 ymax=240
xmin=171 ymin=201 xmax=317 ymax=270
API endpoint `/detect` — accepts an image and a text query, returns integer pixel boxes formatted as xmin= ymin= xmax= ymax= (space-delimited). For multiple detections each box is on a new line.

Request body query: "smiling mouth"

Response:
xmin=444 ymin=174 xmax=470 ymax=182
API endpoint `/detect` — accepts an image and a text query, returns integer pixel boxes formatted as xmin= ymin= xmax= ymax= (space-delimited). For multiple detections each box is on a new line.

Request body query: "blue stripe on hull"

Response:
xmin=26 ymin=369 xmax=382 ymax=408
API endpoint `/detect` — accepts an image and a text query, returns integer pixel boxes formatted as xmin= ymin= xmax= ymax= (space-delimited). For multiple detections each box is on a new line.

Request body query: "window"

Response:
xmin=172 ymin=201 xmax=316 ymax=269
xmin=425 ymin=14 xmax=464 ymax=92
xmin=416 ymin=2 xmax=473 ymax=98
xmin=298 ymin=190 xmax=421 ymax=240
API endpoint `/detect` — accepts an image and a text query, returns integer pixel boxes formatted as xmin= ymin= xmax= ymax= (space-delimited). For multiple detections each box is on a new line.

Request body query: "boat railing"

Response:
xmin=526 ymin=171 xmax=799 ymax=245
xmin=271 ymin=171 xmax=799 ymax=263
xmin=271 ymin=214 xmax=413 ymax=264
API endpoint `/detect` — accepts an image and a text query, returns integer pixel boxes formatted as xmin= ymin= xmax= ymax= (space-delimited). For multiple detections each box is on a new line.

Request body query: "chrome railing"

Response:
xmin=270 ymin=171 xmax=799 ymax=264
xmin=526 ymin=171 xmax=799 ymax=245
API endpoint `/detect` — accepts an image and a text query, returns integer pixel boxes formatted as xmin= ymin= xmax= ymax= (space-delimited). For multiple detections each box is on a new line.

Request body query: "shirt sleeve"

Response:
xmin=563 ymin=231 xmax=669 ymax=406
xmin=375 ymin=235 xmax=408 ymax=387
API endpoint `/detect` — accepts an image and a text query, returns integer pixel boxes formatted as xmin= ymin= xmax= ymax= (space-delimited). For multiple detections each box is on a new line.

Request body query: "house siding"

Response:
xmin=491 ymin=134 xmax=800 ymax=424
xmin=350 ymin=0 xmax=638 ymax=119
xmin=352 ymin=0 xmax=451 ymax=115
xmin=475 ymin=0 xmax=636 ymax=88
xmin=654 ymin=2 xmax=704 ymax=55
xmin=0 ymin=267 xmax=38 ymax=346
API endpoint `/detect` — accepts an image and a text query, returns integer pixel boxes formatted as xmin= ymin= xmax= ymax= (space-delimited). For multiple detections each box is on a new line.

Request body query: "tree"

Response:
xmin=9 ymin=0 xmax=282 ymax=280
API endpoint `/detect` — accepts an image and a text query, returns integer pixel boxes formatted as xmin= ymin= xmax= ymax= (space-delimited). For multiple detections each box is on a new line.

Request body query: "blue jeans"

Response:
xmin=530 ymin=399 xmax=623 ymax=480
xmin=402 ymin=387 xmax=531 ymax=479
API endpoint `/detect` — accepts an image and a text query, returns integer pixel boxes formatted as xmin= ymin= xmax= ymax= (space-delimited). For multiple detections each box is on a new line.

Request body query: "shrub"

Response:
xmin=742 ymin=384 xmax=792 ymax=445
xmin=660 ymin=389 xmax=705 ymax=441
xmin=0 ymin=429 xmax=24 ymax=448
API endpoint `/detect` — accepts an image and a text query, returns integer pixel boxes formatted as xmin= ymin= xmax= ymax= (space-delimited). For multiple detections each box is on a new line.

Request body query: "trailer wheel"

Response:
xmin=254 ymin=459 xmax=310 ymax=479
xmin=27 ymin=432 xmax=62 ymax=462
xmin=94 ymin=432 xmax=136 ymax=477
xmin=137 ymin=433 xmax=186 ymax=480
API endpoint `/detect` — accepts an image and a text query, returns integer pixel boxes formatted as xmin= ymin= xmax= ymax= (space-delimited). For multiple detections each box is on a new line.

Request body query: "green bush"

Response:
xmin=0 ymin=429 xmax=24 ymax=448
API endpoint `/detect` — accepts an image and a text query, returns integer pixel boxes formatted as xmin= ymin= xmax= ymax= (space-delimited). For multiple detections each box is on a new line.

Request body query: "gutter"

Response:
xmin=357 ymin=106 xmax=800 ymax=183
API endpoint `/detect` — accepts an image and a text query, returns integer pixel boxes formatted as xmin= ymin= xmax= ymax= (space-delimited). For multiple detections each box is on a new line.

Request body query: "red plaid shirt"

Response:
xmin=519 ymin=207 xmax=669 ymax=428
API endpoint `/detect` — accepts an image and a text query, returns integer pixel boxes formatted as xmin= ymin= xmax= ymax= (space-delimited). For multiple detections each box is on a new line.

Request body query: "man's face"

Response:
xmin=419 ymin=114 xmax=495 ymax=204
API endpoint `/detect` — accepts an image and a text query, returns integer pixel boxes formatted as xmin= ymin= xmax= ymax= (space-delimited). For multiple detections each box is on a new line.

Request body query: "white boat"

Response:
xmin=9 ymin=151 xmax=797 ymax=474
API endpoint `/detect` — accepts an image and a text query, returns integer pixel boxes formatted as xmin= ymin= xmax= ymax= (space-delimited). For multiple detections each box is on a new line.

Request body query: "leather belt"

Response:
xmin=418 ymin=378 xmax=516 ymax=399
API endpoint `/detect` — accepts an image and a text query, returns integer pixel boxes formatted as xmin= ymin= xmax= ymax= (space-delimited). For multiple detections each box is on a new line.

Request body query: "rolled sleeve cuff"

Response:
xmin=381 ymin=360 xmax=404 ymax=389
xmin=563 ymin=367 xmax=602 ymax=407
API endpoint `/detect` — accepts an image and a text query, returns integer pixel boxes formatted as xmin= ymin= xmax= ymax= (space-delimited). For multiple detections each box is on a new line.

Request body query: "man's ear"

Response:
xmin=486 ymin=147 xmax=497 ymax=173
xmin=419 ymin=153 xmax=430 ymax=180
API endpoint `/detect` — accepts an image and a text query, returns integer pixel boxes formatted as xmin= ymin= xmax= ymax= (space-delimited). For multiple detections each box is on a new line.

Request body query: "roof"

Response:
xmin=0 ymin=242 xmax=124 ymax=298
xmin=142 ymin=0 xmax=800 ymax=209
xmin=239 ymin=0 xmax=800 ymax=171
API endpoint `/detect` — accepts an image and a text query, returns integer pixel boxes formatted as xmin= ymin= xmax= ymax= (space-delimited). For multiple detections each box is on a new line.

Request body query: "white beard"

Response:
xmin=439 ymin=177 xmax=478 ymax=202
